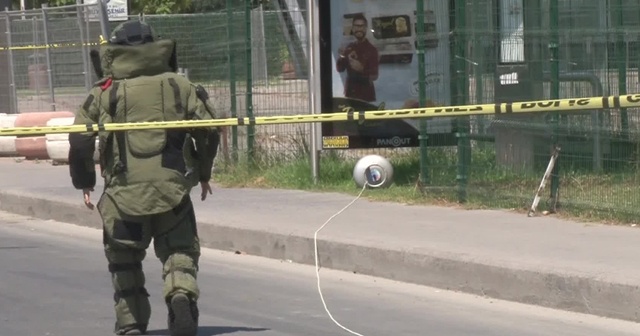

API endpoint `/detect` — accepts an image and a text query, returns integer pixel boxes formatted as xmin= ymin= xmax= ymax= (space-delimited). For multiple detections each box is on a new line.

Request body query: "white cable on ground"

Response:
xmin=314 ymin=181 xmax=368 ymax=336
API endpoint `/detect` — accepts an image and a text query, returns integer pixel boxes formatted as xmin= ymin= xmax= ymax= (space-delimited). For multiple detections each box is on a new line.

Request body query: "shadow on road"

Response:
xmin=147 ymin=326 xmax=270 ymax=335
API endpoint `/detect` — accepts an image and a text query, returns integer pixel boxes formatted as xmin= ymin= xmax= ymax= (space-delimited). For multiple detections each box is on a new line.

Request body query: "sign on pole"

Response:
xmin=84 ymin=0 xmax=128 ymax=22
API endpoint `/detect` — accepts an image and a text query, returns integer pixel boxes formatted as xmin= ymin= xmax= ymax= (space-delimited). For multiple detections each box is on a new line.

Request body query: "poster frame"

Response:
xmin=317 ymin=0 xmax=459 ymax=150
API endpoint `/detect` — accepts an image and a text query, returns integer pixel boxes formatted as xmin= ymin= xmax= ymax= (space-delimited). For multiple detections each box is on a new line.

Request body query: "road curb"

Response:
xmin=0 ymin=190 xmax=638 ymax=323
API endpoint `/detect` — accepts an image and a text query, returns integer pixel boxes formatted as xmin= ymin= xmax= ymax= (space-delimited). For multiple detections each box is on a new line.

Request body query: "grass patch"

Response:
xmin=213 ymin=144 xmax=640 ymax=226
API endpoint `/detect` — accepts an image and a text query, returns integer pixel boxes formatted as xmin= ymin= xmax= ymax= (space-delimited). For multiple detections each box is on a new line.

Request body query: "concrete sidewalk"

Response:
xmin=0 ymin=158 xmax=639 ymax=323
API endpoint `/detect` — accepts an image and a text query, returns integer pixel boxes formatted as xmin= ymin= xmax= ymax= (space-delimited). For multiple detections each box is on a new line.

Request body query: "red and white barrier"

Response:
xmin=12 ymin=111 xmax=75 ymax=160
xmin=0 ymin=113 xmax=18 ymax=156
xmin=45 ymin=116 xmax=99 ymax=164
xmin=1 ymin=112 xmax=102 ymax=164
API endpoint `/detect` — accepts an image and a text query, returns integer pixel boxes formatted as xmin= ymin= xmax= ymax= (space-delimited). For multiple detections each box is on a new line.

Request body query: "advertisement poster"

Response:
xmin=321 ymin=0 xmax=454 ymax=149
xmin=84 ymin=0 xmax=129 ymax=22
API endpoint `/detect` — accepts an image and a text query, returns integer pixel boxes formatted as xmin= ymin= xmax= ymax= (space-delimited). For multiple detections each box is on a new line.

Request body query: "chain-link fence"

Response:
xmin=2 ymin=0 xmax=640 ymax=222
xmin=1 ymin=0 xmax=310 ymax=164
xmin=0 ymin=1 xmax=109 ymax=114
xmin=424 ymin=0 xmax=640 ymax=222
xmin=138 ymin=1 xmax=310 ymax=166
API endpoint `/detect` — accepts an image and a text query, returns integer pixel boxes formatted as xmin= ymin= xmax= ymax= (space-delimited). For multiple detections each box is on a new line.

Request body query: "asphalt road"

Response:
xmin=0 ymin=211 xmax=637 ymax=336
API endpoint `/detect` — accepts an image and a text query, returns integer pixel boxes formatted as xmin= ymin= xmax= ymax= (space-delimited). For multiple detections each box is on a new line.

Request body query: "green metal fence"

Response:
xmin=136 ymin=2 xmax=310 ymax=167
xmin=0 ymin=2 xmax=107 ymax=113
xmin=437 ymin=0 xmax=640 ymax=222
xmin=3 ymin=0 xmax=640 ymax=223
xmin=133 ymin=0 xmax=640 ymax=223
xmin=1 ymin=0 xmax=310 ymax=166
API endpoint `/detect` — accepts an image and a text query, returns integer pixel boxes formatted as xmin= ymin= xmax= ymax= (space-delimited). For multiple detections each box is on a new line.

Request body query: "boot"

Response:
xmin=167 ymin=293 xmax=199 ymax=336
xmin=115 ymin=323 xmax=147 ymax=335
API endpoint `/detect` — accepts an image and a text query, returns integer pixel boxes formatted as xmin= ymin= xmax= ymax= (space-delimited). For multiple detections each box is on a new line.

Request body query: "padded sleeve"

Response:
xmin=187 ymin=83 xmax=220 ymax=182
xmin=68 ymin=89 xmax=100 ymax=189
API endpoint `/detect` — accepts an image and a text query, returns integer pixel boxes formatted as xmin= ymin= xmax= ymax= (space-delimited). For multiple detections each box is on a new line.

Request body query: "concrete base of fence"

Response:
xmin=0 ymin=114 xmax=18 ymax=156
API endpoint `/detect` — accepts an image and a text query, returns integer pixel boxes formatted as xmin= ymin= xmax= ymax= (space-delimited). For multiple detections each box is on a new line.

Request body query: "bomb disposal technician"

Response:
xmin=67 ymin=20 xmax=220 ymax=336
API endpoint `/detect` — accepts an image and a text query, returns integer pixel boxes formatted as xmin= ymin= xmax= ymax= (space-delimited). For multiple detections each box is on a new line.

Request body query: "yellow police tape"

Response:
xmin=0 ymin=41 xmax=100 ymax=51
xmin=1 ymin=93 xmax=639 ymax=137
xmin=0 ymin=36 xmax=108 ymax=51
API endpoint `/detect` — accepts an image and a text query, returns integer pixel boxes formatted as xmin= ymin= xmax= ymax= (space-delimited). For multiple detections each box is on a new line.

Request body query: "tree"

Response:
xmin=10 ymin=0 xmax=271 ymax=14
xmin=131 ymin=0 xmax=193 ymax=14
xmin=10 ymin=0 xmax=191 ymax=13
xmin=11 ymin=0 xmax=49 ymax=10
xmin=190 ymin=0 xmax=272 ymax=13
xmin=189 ymin=0 xmax=224 ymax=12
xmin=10 ymin=0 xmax=84 ymax=10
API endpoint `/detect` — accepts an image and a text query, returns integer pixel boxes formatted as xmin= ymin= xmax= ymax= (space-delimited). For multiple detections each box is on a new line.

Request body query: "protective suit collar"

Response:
xmin=98 ymin=39 xmax=178 ymax=80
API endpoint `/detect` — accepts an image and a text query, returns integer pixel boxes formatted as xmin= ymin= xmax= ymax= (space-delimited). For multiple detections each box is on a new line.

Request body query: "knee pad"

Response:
xmin=109 ymin=261 xmax=149 ymax=308
xmin=162 ymin=252 xmax=200 ymax=301
xmin=107 ymin=258 xmax=146 ymax=291
xmin=163 ymin=252 xmax=198 ymax=279
xmin=109 ymin=261 xmax=151 ymax=330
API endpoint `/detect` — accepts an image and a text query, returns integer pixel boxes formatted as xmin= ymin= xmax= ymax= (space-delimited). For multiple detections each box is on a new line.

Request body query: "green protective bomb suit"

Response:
xmin=68 ymin=20 xmax=220 ymax=336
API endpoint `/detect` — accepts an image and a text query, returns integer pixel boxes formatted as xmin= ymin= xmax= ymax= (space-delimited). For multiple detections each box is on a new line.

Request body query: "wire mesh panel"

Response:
xmin=250 ymin=3 xmax=310 ymax=164
xmin=0 ymin=2 xmax=106 ymax=113
xmin=138 ymin=2 xmax=309 ymax=165
xmin=2 ymin=0 xmax=640 ymax=222
xmin=447 ymin=0 xmax=640 ymax=221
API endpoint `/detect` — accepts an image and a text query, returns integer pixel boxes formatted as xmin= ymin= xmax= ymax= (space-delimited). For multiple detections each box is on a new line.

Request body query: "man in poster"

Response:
xmin=336 ymin=13 xmax=379 ymax=103
xmin=323 ymin=0 xmax=455 ymax=149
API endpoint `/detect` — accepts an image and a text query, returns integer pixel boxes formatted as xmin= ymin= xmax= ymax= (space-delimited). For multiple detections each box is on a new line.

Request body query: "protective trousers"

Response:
xmin=97 ymin=192 xmax=201 ymax=333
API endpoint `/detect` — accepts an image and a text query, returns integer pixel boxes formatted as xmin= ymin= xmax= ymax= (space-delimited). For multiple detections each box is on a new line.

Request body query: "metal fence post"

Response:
xmin=615 ymin=0 xmax=628 ymax=139
xmin=549 ymin=0 xmax=560 ymax=209
xmin=98 ymin=0 xmax=110 ymax=39
xmin=307 ymin=0 xmax=320 ymax=184
xmin=31 ymin=15 xmax=42 ymax=104
xmin=4 ymin=9 xmax=17 ymax=114
xmin=75 ymin=0 xmax=91 ymax=91
xmin=472 ymin=0 xmax=485 ymax=132
xmin=245 ymin=0 xmax=255 ymax=165
xmin=455 ymin=0 xmax=470 ymax=203
xmin=40 ymin=4 xmax=55 ymax=111
xmin=227 ymin=0 xmax=238 ymax=163
xmin=251 ymin=4 xmax=268 ymax=87
xmin=416 ymin=0 xmax=429 ymax=185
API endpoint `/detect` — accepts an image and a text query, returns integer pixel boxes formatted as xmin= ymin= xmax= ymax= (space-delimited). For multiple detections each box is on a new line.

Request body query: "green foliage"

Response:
xmin=11 ymin=0 xmax=273 ymax=13
xmin=131 ymin=0 xmax=193 ymax=14
xmin=190 ymin=0 xmax=272 ymax=12
xmin=50 ymin=0 xmax=74 ymax=6
xmin=137 ymin=9 xmax=289 ymax=82
xmin=189 ymin=0 xmax=226 ymax=12
xmin=10 ymin=0 xmax=74 ymax=10
xmin=7 ymin=0 xmax=291 ymax=84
